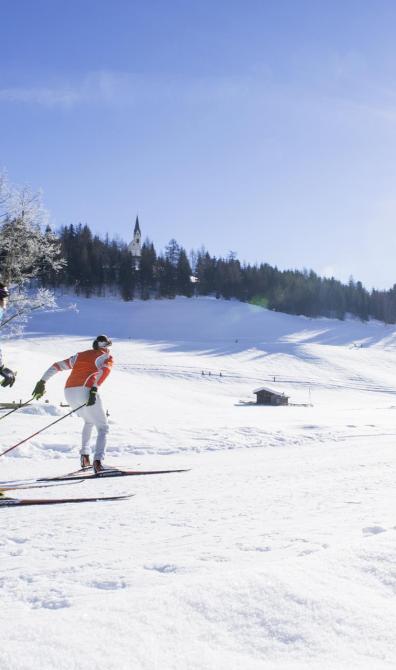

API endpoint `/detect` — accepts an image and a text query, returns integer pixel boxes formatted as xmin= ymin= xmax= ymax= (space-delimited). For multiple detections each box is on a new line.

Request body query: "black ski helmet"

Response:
xmin=93 ymin=335 xmax=112 ymax=350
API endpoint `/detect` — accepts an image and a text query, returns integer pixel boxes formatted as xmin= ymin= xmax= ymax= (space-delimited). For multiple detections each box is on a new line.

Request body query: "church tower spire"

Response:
xmin=134 ymin=216 xmax=141 ymax=237
xmin=128 ymin=215 xmax=142 ymax=268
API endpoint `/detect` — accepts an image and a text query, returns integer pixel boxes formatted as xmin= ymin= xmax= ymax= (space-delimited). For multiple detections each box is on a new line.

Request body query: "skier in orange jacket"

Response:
xmin=32 ymin=335 xmax=113 ymax=473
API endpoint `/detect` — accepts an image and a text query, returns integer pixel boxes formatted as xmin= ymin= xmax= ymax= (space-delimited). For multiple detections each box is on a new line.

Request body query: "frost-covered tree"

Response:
xmin=0 ymin=171 xmax=66 ymax=335
xmin=0 ymin=173 xmax=64 ymax=285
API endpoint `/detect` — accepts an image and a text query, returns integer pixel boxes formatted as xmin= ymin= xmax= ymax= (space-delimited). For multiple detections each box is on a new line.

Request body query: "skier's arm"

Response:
xmin=41 ymin=354 xmax=77 ymax=382
xmin=94 ymin=353 xmax=113 ymax=387
xmin=32 ymin=354 xmax=77 ymax=399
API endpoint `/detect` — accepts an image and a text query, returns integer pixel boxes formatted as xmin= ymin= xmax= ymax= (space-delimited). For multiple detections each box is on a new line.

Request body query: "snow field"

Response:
xmin=0 ymin=296 xmax=396 ymax=669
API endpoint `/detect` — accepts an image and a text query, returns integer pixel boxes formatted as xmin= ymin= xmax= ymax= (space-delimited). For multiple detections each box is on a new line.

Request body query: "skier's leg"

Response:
xmin=64 ymin=386 xmax=90 ymax=417
xmin=86 ymin=393 xmax=109 ymax=462
xmin=81 ymin=421 xmax=93 ymax=455
xmin=94 ymin=423 xmax=109 ymax=462
xmin=64 ymin=386 xmax=91 ymax=464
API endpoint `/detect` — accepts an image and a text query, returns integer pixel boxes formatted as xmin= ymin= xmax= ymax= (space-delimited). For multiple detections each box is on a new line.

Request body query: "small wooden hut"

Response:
xmin=253 ymin=386 xmax=289 ymax=406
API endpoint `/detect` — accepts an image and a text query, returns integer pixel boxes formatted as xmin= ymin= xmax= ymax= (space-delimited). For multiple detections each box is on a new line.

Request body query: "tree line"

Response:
xmin=4 ymin=169 xmax=393 ymax=329
xmin=36 ymin=221 xmax=396 ymax=324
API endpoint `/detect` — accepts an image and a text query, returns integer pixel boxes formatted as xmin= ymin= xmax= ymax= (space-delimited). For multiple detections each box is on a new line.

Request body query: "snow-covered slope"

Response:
xmin=1 ymin=297 xmax=395 ymax=669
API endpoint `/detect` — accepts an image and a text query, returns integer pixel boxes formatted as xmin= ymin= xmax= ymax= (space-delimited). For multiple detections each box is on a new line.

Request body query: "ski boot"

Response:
xmin=80 ymin=454 xmax=91 ymax=469
xmin=93 ymin=459 xmax=105 ymax=474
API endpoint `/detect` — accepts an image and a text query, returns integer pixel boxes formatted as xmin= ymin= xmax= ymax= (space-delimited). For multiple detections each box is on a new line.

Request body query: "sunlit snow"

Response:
xmin=1 ymin=296 xmax=395 ymax=669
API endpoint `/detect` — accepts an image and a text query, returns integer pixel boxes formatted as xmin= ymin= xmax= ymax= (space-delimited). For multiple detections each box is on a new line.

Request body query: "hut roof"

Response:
xmin=253 ymin=386 xmax=289 ymax=398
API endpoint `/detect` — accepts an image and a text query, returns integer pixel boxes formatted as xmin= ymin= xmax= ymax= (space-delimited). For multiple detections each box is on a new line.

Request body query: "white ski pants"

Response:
xmin=64 ymin=386 xmax=109 ymax=461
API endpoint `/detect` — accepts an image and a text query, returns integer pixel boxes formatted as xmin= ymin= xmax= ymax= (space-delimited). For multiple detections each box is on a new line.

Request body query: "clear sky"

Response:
xmin=1 ymin=0 xmax=396 ymax=289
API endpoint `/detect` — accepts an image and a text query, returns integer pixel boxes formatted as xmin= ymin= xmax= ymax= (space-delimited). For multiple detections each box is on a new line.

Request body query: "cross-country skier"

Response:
xmin=0 ymin=283 xmax=16 ymax=389
xmin=32 ymin=335 xmax=113 ymax=473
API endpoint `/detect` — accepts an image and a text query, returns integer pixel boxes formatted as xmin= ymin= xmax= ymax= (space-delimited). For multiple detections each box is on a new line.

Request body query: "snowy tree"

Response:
xmin=0 ymin=171 xmax=66 ymax=334
xmin=0 ymin=173 xmax=64 ymax=285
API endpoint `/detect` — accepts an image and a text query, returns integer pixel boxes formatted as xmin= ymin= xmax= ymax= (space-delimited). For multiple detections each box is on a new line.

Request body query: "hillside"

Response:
xmin=0 ymin=296 xmax=395 ymax=670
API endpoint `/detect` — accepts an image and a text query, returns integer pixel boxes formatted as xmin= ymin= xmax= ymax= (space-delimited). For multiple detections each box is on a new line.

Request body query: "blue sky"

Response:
xmin=1 ymin=0 xmax=396 ymax=289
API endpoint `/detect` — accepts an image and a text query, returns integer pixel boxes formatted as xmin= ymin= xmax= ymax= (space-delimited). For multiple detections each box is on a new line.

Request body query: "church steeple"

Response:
xmin=128 ymin=215 xmax=142 ymax=268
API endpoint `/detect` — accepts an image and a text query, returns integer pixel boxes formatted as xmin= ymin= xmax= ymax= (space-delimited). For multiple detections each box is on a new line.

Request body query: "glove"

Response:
xmin=32 ymin=379 xmax=46 ymax=400
xmin=0 ymin=366 xmax=16 ymax=388
xmin=87 ymin=386 xmax=97 ymax=407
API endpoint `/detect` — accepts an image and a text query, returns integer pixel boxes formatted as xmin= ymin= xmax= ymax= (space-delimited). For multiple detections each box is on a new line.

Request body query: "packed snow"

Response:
xmin=1 ymin=296 xmax=396 ymax=670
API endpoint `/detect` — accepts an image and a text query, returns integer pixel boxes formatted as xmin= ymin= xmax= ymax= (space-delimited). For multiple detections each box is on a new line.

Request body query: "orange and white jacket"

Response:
xmin=42 ymin=348 xmax=113 ymax=389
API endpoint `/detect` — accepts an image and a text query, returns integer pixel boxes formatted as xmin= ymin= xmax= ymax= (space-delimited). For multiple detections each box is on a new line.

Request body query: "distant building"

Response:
xmin=253 ymin=386 xmax=289 ymax=406
xmin=128 ymin=216 xmax=142 ymax=269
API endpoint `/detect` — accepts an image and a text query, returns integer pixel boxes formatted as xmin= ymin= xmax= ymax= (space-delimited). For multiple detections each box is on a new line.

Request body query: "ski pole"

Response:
xmin=0 ymin=397 xmax=34 ymax=421
xmin=0 ymin=403 xmax=87 ymax=458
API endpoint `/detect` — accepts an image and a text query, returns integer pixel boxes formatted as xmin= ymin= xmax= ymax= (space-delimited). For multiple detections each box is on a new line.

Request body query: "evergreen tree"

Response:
xmin=118 ymin=250 xmax=137 ymax=301
xmin=176 ymin=248 xmax=193 ymax=297
xmin=157 ymin=255 xmax=177 ymax=298
xmin=165 ymin=238 xmax=180 ymax=266
xmin=139 ymin=240 xmax=157 ymax=299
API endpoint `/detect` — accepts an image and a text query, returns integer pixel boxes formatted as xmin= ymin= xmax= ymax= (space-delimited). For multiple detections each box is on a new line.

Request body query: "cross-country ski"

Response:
xmin=0 ymin=468 xmax=189 ymax=490
xmin=42 ymin=466 xmax=190 ymax=482
xmin=0 ymin=493 xmax=134 ymax=507
xmin=0 ymin=479 xmax=82 ymax=492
